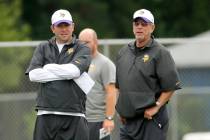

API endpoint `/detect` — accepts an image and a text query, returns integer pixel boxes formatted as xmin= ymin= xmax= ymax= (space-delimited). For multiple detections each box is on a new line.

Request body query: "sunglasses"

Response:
xmin=134 ymin=21 xmax=150 ymax=27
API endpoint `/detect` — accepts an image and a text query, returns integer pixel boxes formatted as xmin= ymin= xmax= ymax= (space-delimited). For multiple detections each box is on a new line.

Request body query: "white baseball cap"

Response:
xmin=133 ymin=9 xmax=154 ymax=24
xmin=51 ymin=9 xmax=73 ymax=26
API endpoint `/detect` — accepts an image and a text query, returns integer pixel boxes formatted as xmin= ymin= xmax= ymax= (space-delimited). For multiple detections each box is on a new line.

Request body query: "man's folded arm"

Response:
xmin=29 ymin=68 xmax=63 ymax=83
xmin=43 ymin=63 xmax=80 ymax=79
xmin=29 ymin=63 xmax=80 ymax=83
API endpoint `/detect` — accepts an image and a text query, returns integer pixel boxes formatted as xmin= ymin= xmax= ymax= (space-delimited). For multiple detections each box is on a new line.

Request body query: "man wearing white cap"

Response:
xmin=115 ymin=9 xmax=181 ymax=140
xmin=26 ymin=9 xmax=91 ymax=140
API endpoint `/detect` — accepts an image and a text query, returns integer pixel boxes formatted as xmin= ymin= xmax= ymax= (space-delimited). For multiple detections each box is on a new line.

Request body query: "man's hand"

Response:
xmin=144 ymin=91 xmax=174 ymax=119
xmin=103 ymin=119 xmax=114 ymax=133
xmin=144 ymin=105 xmax=160 ymax=120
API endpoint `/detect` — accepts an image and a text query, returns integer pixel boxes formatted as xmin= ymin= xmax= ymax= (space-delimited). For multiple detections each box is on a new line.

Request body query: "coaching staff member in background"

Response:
xmin=25 ymin=9 xmax=91 ymax=140
xmin=115 ymin=9 xmax=181 ymax=140
xmin=79 ymin=28 xmax=117 ymax=140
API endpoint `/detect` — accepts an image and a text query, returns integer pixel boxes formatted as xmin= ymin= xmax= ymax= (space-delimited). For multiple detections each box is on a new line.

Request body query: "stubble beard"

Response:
xmin=58 ymin=35 xmax=72 ymax=44
xmin=136 ymin=34 xmax=145 ymax=43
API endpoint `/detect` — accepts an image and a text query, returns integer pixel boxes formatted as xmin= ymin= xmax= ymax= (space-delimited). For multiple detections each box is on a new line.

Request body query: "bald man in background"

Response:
xmin=79 ymin=28 xmax=117 ymax=140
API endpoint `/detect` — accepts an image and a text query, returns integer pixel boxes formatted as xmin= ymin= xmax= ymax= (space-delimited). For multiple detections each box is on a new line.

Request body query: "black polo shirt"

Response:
xmin=115 ymin=38 xmax=181 ymax=118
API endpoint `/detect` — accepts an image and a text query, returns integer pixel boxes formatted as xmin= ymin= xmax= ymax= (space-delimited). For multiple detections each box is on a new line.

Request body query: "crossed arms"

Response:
xmin=29 ymin=63 xmax=80 ymax=83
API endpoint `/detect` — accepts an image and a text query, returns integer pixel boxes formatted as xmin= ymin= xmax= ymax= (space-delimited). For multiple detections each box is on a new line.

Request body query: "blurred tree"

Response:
xmin=0 ymin=0 xmax=30 ymax=41
xmin=22 ymin=0 xmax=210 ymax=39
xmin=147 ymin=0 xmax=210 ymax=37
xmin=0 ymin=0 xmax=32 ymax=93
xmin=22 ymin=0 xmax=115 ymax=39
xmin=22 ymin=0 xmax=55 ymax=40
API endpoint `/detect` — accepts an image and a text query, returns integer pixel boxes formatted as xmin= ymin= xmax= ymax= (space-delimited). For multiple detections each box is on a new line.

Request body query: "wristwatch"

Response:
xmin=105 ymin=116 xmax=114 ymax=121
xmin=156 ymin=101 xmax=161 ymax=107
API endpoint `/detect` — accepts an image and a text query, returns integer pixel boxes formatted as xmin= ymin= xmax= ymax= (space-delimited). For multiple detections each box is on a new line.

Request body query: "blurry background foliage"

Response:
xmin=0 ymin=0 xmax=209 ymax=40
xmin=21 ymin=0 xmax=210 ymax=39
xmin=0 ymin=0 xmax=31 ymax=93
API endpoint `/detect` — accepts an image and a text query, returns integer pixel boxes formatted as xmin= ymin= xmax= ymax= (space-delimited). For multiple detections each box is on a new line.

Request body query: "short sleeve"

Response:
xmin=156 ymin=48 xmax=181 ymax=91
xmin=101 ymin=59 xmax=116 ymax=87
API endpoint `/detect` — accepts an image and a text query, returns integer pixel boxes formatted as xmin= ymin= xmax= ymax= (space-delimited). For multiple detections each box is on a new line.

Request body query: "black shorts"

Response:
xmin=88 ymin=121 xmax=110 ymax=140
xmin=33 ymin=114 xmax=89 ymax=140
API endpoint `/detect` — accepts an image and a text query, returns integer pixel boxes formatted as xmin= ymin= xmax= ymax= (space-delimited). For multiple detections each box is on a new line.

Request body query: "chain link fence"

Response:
xmin=0 ymin=38 xmax=210 ymax=140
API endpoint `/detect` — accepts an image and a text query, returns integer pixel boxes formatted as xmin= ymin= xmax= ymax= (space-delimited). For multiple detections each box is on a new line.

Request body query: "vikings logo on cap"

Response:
xmin=139 ymin=10 xmax=145 ymax=15
xmin=59 ymin=12 xmax=65 ymax=18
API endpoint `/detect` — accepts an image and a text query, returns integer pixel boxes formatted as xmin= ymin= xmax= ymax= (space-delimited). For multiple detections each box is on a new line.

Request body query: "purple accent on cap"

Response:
xmin=53 ymin=20 xmax=72 ymax=26
xmin=133 ymin=17 xmax=151 ymax=23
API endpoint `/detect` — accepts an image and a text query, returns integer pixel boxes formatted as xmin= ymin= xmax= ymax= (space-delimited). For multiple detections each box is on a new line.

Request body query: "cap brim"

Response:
xmin=133 ymin=17 xmax=152 ymax=23
xmin=53 ymin=20 xmax=72 ymax=26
